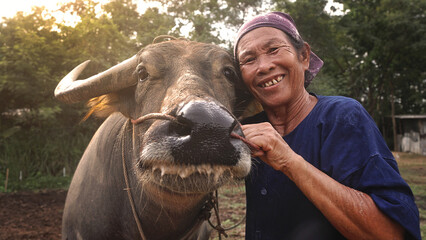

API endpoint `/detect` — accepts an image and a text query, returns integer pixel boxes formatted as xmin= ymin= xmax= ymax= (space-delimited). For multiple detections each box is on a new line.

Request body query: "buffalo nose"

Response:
xmin=170 ymin=100 xmax=240 ymax=165
xmin=177 ymin=101 xmax=236 ymax=140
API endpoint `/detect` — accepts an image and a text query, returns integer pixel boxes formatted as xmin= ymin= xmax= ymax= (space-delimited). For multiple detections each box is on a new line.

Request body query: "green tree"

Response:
xmin=135 ymin=7 xmax=176 ymax=46
xmin=336 ymin=0 xmax=426 ymax=148
xmin=103 ymin=0 xmax=175 ymax=48
xmin=337 ymin=0 xmax=426 ymax=115
xmin=58 ymin=0 xmax=135 ymax=71
xmin=274 ymin=0 xmax=426 ymax=148
xmin=273 ymin=0 xmax=351 ymax=97
xmin=0 ymin=6 xmax=95 ymax=180
xmin=157 ymin=0 xmax=265 ymax=45
xmin=0 ymin=7 xmax=66 ymax=115
xmin=0 ymin=0 xmax=184 ymax=185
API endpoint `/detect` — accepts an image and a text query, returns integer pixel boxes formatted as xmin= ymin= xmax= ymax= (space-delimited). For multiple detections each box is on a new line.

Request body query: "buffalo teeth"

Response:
xmin=213 ymin=168 xmax=225 ymax=183
xmin=150 ymin=164 xmax=229 ymax=180
xmin=160 ymin=166 xmax=166 ymax=177
xmin=206 ymin=167 xmax=213 ymax=177
xmin=178 ymin=167 xmax=192 ymax=178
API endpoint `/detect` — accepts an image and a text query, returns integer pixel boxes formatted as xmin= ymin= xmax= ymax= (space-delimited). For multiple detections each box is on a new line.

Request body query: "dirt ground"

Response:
xmin=0 ymin=185 xmax=245 ymax=240
xmin=1 ymin=151 xmax=423 ymax=239
xmin=0 ymin=190 xmax=66 ymax=240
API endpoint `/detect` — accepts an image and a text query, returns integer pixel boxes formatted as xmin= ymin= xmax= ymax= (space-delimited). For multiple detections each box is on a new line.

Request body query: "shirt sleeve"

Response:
xmin=350 ymin=155 xmax=421 ymax=240
xmin=319 ymin=98 xmax=421 ymax=240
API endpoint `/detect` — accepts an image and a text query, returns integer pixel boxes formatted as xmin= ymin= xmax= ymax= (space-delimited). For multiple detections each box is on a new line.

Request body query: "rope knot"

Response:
xmin=213 ymin=225 xmax=229 ymax=238
xmin=199 ymin=193 xmax=214 ymax=220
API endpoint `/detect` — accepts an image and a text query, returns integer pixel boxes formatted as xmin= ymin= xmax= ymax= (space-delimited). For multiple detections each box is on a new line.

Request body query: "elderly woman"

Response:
xmin=234 ymin=12 xmax=420 ymax=240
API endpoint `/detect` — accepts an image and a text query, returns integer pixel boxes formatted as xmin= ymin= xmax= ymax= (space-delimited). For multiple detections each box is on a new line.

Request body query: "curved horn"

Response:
xmin=54 ymin=55 xmax=138 ymax=103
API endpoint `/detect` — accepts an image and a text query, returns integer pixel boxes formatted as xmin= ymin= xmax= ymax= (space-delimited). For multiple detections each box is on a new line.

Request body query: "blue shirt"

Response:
xmin=243 ymin=95 xmax=420 ymax=240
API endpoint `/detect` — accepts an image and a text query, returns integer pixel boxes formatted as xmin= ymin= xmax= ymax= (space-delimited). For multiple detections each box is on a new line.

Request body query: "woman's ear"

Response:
xmin=301 ymin=42 xmax=311 ymax=70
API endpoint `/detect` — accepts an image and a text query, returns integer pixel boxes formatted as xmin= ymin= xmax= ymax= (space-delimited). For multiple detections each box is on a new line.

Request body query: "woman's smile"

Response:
xmin=259 ymin=75 xmax=285 ymax=88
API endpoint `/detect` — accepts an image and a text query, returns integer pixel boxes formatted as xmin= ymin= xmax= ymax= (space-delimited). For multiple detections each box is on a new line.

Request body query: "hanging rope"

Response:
xmin=126 ymin=112 xmax=254 ymax=239
xmin=121 ymin=124 xmax=147 ymax=240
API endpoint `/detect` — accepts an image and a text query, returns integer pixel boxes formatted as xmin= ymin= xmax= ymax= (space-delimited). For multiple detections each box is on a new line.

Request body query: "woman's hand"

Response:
xmin=242 ymin=122 xmax=300 ymax=172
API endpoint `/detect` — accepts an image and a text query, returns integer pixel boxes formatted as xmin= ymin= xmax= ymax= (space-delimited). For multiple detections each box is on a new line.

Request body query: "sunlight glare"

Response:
xmin=0 ymin=0 xmax=165 ymax=26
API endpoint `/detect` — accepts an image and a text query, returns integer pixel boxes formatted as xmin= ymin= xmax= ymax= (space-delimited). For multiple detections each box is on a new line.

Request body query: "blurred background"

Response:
xmin=0 ymin=0 xmax=424 ymax=219
xmin=0 ymin=0 xmax=424 ymax=238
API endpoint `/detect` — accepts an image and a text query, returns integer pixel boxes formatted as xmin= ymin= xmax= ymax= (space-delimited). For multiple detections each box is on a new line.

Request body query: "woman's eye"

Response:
xmin=240 ymin=57 xmax=256 ymax=66
xmin=268 ymin=47 xmax=280 ymax=54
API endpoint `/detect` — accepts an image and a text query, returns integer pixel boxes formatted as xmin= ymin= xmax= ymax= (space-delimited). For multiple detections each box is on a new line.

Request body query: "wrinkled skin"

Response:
xmin=60 ymin=40 xmax=252 ymax=240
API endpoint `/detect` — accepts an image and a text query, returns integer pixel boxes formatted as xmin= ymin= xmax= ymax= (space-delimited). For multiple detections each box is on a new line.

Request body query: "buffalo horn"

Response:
xmin=54 ymin=55 xmax=138 ymax=103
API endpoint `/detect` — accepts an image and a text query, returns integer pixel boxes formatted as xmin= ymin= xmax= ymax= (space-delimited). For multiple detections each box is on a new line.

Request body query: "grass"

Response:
xmin=0 ymin=172 xmax=71 ymax=192
xmin=212 ymin=152 xmax=426 ymax=239
xmin=0 ymin=121 xmax=97 ymax=192
xmin=1 ymin=150 xmax=424 ymax=238
xmin=210 ymin=182 xmax=246 ymax=239
xmin=394 ymin=152 xmax=426 ymax=239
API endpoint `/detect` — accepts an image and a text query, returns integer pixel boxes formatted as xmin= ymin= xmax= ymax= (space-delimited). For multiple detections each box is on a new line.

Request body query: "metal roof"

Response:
xmin=394 ymin=115 xmax=426 ymax=119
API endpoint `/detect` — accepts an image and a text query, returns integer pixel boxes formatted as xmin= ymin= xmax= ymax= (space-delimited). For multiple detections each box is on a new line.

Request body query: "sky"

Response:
xmin=0 ymin=0 xmax=163 ymax=22
xmin=0 ymin=0 xmax=87 ymax=19
xmin=0 ymin=0 xmax=343 ymax=42
xmin=0 ymin=0 xmax=344 ymax=20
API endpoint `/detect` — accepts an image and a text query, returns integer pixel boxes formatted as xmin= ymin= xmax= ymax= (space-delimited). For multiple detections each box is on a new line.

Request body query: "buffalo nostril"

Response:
xmin=170 ymin=116 xmax=192 ymax=137
xmin=169 ymin=100 xmax=240 ymax=165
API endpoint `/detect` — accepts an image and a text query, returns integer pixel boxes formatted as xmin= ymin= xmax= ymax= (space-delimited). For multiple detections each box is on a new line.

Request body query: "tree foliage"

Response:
xmin=0 ymin=7 xmax=65 ymax=114
xmin=338 ymin=0 xmax=426 ymax=116
xmin=274 ymin=0 xmax=426 ymax=118
xmin=273 ymin=0 xmax=351 ymax=96
xmin=0 ymin=0 xmax=176 ymax=180
xmin=0 ymin=0 xmax=425 ymax=183
xmin=156 ymin=0 xmax=265 ymax=45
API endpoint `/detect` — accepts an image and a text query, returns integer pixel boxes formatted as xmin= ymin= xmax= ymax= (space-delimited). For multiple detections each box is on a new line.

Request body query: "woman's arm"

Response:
xmin=242 ymin=122 xmax=405 ymax=240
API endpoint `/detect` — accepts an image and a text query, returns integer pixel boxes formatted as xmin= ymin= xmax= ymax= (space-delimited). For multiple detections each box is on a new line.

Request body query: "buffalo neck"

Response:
xmin=121 ymin=120 xmax=210 ymax=239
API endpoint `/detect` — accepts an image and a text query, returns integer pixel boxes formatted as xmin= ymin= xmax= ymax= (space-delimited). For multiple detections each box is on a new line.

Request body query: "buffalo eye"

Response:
xmin=222 ymin=67 xmax=236 ymax=80
xmin=137 ymin=66 xmax=149 ymax=81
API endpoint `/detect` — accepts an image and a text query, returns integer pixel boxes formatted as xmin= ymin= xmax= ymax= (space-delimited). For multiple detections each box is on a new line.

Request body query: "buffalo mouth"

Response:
xmin=136 ymin=100 xmax=252 ymax=194
xmin=139 ymin=163 xmax=235 ymax=194
xmin=138 ymin=140 xmax=251 ymax=194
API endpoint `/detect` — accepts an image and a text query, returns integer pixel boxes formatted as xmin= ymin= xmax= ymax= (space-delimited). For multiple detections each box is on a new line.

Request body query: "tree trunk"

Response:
xmin=390 ymin=83 xmax=398 ymax=151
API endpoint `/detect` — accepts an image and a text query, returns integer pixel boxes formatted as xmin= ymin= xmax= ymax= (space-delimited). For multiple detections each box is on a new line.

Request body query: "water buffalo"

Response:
xmin=55 ymin=38 xmax=253 ymax=240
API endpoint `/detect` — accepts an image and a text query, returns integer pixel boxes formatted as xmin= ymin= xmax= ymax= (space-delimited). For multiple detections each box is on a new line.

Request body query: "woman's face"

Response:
xmin=237 ymin=27 xmax=310 ymax=109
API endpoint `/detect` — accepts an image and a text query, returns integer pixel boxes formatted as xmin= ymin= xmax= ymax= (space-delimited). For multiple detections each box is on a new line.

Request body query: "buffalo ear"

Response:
xmin=238 ymin=99 xmax=263 ymax=120
xmin=83 ymin=94 xmax=119 ymax=120
xmin=233 ymin=89 xmax=263 ymax=120
xmin=232 ymin=77 xmax=263 ymax=120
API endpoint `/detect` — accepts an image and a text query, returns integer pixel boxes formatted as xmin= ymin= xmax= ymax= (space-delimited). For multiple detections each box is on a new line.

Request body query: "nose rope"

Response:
xmin=230 ymin=132 xmax=261 ymax=152
xmin=131 ymin=113 xmax=182 ymax=125
xmin=130 ymin=112 xmax=258 ymax=239
xmin=131 ymin=113 xmax=261 ymax=151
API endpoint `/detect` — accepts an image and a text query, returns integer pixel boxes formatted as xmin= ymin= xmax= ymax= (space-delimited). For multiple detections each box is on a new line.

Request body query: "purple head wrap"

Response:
xmin=234 ymin=12 xmax=323 ymax=87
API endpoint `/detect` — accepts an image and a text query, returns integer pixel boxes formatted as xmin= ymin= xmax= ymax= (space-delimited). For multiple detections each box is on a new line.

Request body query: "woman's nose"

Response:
xmin=256 ymin=54 xmax=275 ymax=74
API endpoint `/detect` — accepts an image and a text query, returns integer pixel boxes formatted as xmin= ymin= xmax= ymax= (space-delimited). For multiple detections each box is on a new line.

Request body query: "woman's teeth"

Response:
xmin=261 ymin=75 xmax=283 ymax=88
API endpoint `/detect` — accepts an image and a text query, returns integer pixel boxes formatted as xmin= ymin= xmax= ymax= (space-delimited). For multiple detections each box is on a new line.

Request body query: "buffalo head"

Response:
xmin=55 ymin=38 xmax=252 ymax=205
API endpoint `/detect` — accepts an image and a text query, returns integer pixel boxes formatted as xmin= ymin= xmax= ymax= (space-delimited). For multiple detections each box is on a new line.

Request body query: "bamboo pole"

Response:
xmin=4 ymin=168 xmax=9 ymax=192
